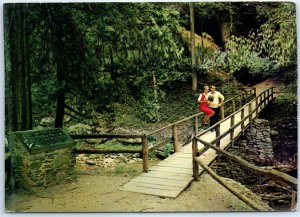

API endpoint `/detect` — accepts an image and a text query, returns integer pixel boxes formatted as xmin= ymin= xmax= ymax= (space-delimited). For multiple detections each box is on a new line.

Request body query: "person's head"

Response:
xmin=210 ymin=85 xmax=216 ymax=93
xmin=203 ymin=85 xmax=209 ymax=93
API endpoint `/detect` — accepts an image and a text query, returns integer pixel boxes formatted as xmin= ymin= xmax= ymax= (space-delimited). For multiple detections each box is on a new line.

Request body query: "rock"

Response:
xmin=40 ymin=117 xmax=55 ymax=126
xmin=118 ymin=154 xmax=129 ymax=163
xmin=117 ymin=138 xmax=142 ymax=144
xmin=132 ymin=153 xmax=140 ymax=158
xmin=89 ymin=154 xmax=99 ymax=159
xmin=102 ymin=158 xmax=115 ymax=167
xmin=64 ymin=115 xmax=72 ymax=123
xmin=86 ymin=160 xmax=96 ymax=165
xmin=67 ymin=123 xmax=92 ymax=134
xmin=255 ymin=119 xmax=269 ymax=125
xmin=270 ymin=130 xmax=279 ymax=136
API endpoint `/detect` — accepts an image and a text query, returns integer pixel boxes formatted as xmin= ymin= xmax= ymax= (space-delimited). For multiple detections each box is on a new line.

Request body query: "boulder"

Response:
xmin=40 ymin=117 xmax=55 ymax=126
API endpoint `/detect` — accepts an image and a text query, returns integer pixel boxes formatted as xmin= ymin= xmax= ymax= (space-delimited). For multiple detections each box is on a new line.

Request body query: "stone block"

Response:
xmin=30 ymin=160 xmax=42 ymax=171
xmin=8 ymin=128 xmax=77 ymax=190
xmin=53 ymin=155 xmax=72 ymax=168
xmin=45 ymin=170 xmax=56 ymax=183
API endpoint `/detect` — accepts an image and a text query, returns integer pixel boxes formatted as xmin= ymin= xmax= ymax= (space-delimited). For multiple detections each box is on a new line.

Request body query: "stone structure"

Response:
xmin=222 ymin=118 xmax=274 ymax=166
xmin=214 ymin=119 xmax=274 ymax=180
xmin=244 ymin=119 xmax=274 ymax=165
xmin=8 ymin=128 xmax=77 ymax=189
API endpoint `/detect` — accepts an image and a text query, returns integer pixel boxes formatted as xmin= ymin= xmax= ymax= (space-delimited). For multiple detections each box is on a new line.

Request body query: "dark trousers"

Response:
xmin=210 ymin=107 xmax=220 ymax=128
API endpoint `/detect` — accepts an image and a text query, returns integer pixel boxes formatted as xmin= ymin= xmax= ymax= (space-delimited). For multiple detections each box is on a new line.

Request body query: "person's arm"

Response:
xmin=197 ymin=94 xmax=202 ymax=103
xmin=218 ymin=92 xmax=225 ymax=106
xmin=198 ymin=94 xmax=206 ymax=103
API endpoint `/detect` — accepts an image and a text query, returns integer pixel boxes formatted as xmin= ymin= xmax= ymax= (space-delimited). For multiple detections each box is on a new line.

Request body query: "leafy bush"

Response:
xmin=114 ymin=165 xmax=125 ymax=174
xmin=202 ymin=36 xmax=273 ymax=77
xmin=156 ymin=143 xmax=173 ymax=159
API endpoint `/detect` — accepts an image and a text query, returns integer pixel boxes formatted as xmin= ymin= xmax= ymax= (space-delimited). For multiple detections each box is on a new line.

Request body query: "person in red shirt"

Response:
xmin=197 ymin=85 xmax=215 ymax=125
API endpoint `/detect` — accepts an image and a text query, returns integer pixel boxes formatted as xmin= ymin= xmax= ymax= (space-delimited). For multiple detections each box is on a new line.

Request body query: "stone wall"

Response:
xmin=214 ymin=118 xmax=275 ymax=178
xmin=243 ymin=119 xmax=274 ymax=165
xmin=9 ymin=133 xmax=77 ymax=189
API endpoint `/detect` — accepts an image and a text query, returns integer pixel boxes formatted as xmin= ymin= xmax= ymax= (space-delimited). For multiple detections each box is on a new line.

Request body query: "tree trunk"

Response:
xmin=54 ymin=48 xmax=65 ymax=128
xmin=49 ymin=5 xmax=66 ymax=128
xmin=6 ymin=3 xmax=32 ymax=132
xmin=152 ymin=71 xmax=158 ymax=104
xmin=189 ymin=2 xmax=197 ymax=91
xmin=54 ymin=90 xmax=65 ymax=128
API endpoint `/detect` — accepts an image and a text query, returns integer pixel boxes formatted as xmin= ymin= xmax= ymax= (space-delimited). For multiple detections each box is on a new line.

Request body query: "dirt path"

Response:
xmin=6 ymin=162 xmax=255 ymax=212
xmin=252 ymin=77 xmax=279 ymax=96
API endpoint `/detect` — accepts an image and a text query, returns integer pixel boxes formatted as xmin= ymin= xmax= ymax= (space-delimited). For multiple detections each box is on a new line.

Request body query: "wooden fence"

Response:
xmin=192 ymin=87 xmax=297 ymax=210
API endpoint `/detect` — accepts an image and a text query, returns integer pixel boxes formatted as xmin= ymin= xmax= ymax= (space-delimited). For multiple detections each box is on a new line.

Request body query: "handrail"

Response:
xmin=146 ymin=87 xmax=255 ymax=137
xmin=71 ymin=134 xmax=143 ymax=139
xmin=149 ymin=87 xmax=254 ymax=170
xmin=194 ymin=137 xmax=297 ymax=189
xmin=140 ymin=87 xmax=255 ymax=171
xmin=146 ymin=113 xmax=203 ymax=137
xmin=191 ymin=87 xmax=297 ymax=209
xmin=197 ymin=87 xmax=271 ymax=138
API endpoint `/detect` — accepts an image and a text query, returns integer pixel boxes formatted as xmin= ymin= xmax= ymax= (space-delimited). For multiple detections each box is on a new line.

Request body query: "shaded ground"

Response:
xmin=5 ymin=161 xmax=254 ymax=213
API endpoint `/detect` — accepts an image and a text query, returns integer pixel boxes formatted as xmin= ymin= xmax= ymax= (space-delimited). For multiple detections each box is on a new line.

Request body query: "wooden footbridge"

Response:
xmin=118 ymin=85 xmax=297 ymax=209
xmin=72 ymin=82 xmax=297 ymax=210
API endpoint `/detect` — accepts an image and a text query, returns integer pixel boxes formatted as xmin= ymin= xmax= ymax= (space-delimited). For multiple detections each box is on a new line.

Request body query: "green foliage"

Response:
xmin=114 ymin=165 xmax=125 ymax=175
xmin=200 ymin=35 xmax=272 ymax=77
xmin=256 ymin=3 xmax=296 ymax=67
xmin=189 ymin=2 xmax=296 ymax=79
xmin=138 ymin=92 xmax=162 ymax=122
xmin=194 ymin=2 xmax=237 ymax=21
xmin=5 ymin=2 xmax=297 ymax=130
xmin=113 ymin=164 xmax=141 ymax=177
xmin=127 ymin=167 xmax=139 ymax=177
xmin=94 ymin=140 xmax=140 ymax=152
xmin=156 ymin=143 xmax=173 ymax=159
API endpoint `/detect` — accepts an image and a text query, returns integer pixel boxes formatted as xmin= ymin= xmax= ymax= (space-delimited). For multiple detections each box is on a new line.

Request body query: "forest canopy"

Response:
xmin=4 ymin=2 xmax=296 ymax=132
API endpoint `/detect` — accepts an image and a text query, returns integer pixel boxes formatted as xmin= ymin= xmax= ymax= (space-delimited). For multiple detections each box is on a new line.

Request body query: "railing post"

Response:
xmin=271 ymin=87 xmax=274 ymax=100
xmin=232 ymin=99 xmax=236 ymax=113
xmin=141 ymin=135 xmax=149 ymax=172
xmin=241 ymin=108 xmax=245 ymax=134
xmin=248 ymin=103 xmax=253 ymax=129
xmin=239 ymin=95 xmax=242 ymax=109
xmin=243 ymin=93 xmax=247 ymax=105
xmin=230 ymin=115 xmax=235 ymax=141
xmin=221 ymin=105 xmax=225 ymax=119
xmin=255 ymin=97 xmax=259 ymax=117
xmin=192 ymin=137 xmax=199 ymax=181
xmin=291 ymin=190 xmax=297 ymax=210
xmin=254 ymin=88 xmax=257 ymax=97
xmin=172 ymin=125 xmax=179 ymax=152
xmin=194 ymin=116 xmax=198 ymax=136
xmin=260 ymin=95 xmax=263 ymax=111
xmin=264 ymin=92 xmax=267 ymax=107
xmin=216 ymin=124 xmax=220 ymax=153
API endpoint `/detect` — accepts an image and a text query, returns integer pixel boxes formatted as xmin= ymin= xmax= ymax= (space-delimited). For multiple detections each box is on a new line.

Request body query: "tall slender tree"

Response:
xmin=189 ymin=2 xmax=197 ymax=91
xmin=5 ymin=3 xmax=32 ymax=132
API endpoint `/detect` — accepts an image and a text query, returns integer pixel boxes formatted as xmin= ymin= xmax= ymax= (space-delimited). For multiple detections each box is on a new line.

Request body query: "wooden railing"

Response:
xmin=71 ymin=133 xmax=144 ymax=153
xmin=221 ymin=87 xmax=256 ymax=119
xmin=191 ymin=87 xmax=297 ymax=210
xmin=195 ymin=87 xmax=275 ymax=156
xmin=143 ymin=87 xmax=256 ymax=171
xmin=71 ymin=87 xmax=256 ymax=173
